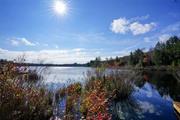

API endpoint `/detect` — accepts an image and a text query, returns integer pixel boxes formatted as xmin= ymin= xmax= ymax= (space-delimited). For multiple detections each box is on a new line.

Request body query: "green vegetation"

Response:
xmin=153 ymin=36 xmax=180 ymax=66
xmin=129 ymin=49 xmax=144 ymax=67
xmin=88 ymin=36 xmax=180 ymax=68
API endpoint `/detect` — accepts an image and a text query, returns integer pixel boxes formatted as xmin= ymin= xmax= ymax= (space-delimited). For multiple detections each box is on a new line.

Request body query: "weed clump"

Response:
xmin=56 ymin=68 xmax=134 ymax=119
xmin=0 ymin=61 xmax=53 ymax=120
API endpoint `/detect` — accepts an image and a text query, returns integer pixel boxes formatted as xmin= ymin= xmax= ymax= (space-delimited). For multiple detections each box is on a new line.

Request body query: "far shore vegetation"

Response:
xmin=88 ymin=36 xmax=180 ymax=70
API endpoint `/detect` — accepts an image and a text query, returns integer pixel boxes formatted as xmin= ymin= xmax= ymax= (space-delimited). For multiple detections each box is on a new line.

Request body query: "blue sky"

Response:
xmin=0 ymin=0 xmax=180 ymax=63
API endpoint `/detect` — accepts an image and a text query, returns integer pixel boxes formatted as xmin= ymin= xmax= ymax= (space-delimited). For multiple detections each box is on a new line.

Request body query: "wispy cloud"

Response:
xmin=161 ymin=21 xmax=180 ymax=33
xmin=168 ymin=12 xmax=180 ymax=18
xmin=11 ymin=39 xmax=19 ymax=46
xmin=129 ymin=14 xmax=150 ymax=22
xmin=0 ymin=47 xmax=132 ymax=64
xmin=143 ymin=21 xmax=180 ymax=44
xmin=10 ymin=37 xmax=36 ymax=46
xmin=144 ymin=37 xmax=152 ymax=43
xmin=158 ymin=34 xmax=171 ymax=43
xmin=110 ymin=16 xmax=156 ymax=35
xmin=70 ymin=32 xmax=136 ymax=47
xmin=21 ymin=38 xmax=36 ymax=46
xmin=112 ymin=43 xmax=142 ymax=56
xmin=0 ymin=48 xmax=8 ymax=53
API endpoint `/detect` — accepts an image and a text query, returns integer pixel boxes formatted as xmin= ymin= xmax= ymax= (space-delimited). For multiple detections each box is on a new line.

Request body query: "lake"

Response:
xmin=42 ymin=67 xmax=93 ymax=90
xmin=42 ymin=67 xmax=180 ymax=120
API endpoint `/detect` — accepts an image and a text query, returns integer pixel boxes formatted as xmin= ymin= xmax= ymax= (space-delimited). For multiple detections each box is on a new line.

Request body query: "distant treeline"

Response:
xmin=87 ymin=36 xmax=180 ymax=67
xmin=0 ymin=59 xmax=87 ymax=67
xmin=22 ymin=63 xmax=87 ymax=67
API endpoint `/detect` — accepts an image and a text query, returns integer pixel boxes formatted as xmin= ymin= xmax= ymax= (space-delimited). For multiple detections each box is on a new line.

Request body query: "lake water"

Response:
xmin=111 ymin=70 xmax=180 ymax=120
xmin=42 ymin=67 xmax=180 ymax=120
xmin=42 ymin=67 xmax=92 ymax=90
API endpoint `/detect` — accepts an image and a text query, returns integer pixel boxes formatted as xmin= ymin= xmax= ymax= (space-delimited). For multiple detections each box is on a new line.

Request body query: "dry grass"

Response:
xmin=56 ymin=67 xmax=134 ymax=119
xmin=0 ymin=62 xmax=53 ymax=120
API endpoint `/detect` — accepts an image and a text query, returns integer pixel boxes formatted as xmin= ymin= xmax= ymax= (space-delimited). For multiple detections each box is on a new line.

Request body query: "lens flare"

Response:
xmin=53 ymin=0 xmax=67 ymax=15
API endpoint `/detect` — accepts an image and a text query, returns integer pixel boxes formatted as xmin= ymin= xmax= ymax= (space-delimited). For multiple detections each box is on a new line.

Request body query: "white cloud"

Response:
xmin=0 ymin=48 xmax=102 ymax=64
xmin=35 ymin=42 xmax=40 ymax=45
xmin=0 ymin=48 xmax=8 ymax=53
xmin=10 ymin=37 xmax=36 ymax=46
xmin=130 ymin=14 xmax=150 ymax=22
xmin=157 ymin=22 xmax=180 ymax=43
xmin=72 ymin=48 xmax=85 ymax=52
xmin=0 ymin=47 xmax=132 ymax=64
xmin=142 ymin=22 xmax=180 ymax=44
xmin=162 ymin=22 xmax=180 ymax=33
xmin=144 ymin=37 xmax=151 ymax=43
xmin=11 ymin=40 xmax=19 ymax=46
xmin=158 ymin=34 xmax=171 ymax=43
xmin=130 ymin=22 xmax=156 ymax=35
xmin=110 ymin=18 xmax=129 ymax=34
xmin=110 ymin=16 xmax=156 ymax=35
xmin=21 ymin=38 xmax=36 ymax=46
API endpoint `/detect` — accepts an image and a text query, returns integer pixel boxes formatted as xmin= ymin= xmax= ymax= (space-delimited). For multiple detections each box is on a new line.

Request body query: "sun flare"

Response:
xmin=53 ymin=0 xmax=67 ymax=15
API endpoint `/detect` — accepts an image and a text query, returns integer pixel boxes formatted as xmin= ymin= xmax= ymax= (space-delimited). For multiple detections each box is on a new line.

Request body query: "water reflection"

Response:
xmin=113 ymin=70 xmax=179 ymax=120
xmin=146 ymin=71 xmax=179 ymax=101
xmin=112 ymin=99 xmax=141 ymax=120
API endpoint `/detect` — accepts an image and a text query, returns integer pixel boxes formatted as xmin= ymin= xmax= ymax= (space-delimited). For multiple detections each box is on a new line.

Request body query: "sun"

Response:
xmin=53 ymin=0 xmax=67 ymax=16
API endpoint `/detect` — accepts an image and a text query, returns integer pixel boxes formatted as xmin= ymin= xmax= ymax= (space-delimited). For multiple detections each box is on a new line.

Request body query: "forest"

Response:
xmin=88 ymin=36 xmax=180 ymax=68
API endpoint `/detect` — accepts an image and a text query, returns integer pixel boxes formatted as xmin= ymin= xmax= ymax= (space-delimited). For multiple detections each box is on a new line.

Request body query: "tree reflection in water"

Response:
xmin=111 ymin=70 xmax=179 ymax=120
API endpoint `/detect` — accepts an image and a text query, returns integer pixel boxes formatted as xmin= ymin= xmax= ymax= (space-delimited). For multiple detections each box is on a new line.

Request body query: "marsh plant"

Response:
xmin=56 ymin=67 xmax=134 ymax=119
xmin=0 ymin=59 xmax=134 ymax=120
xmin=0 ymin=61 xmax=53 ymax=120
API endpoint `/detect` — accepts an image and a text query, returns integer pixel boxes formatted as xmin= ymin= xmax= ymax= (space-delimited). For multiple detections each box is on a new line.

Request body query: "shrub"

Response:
xmin=0 ymin=62 xmax=53 ymax=120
